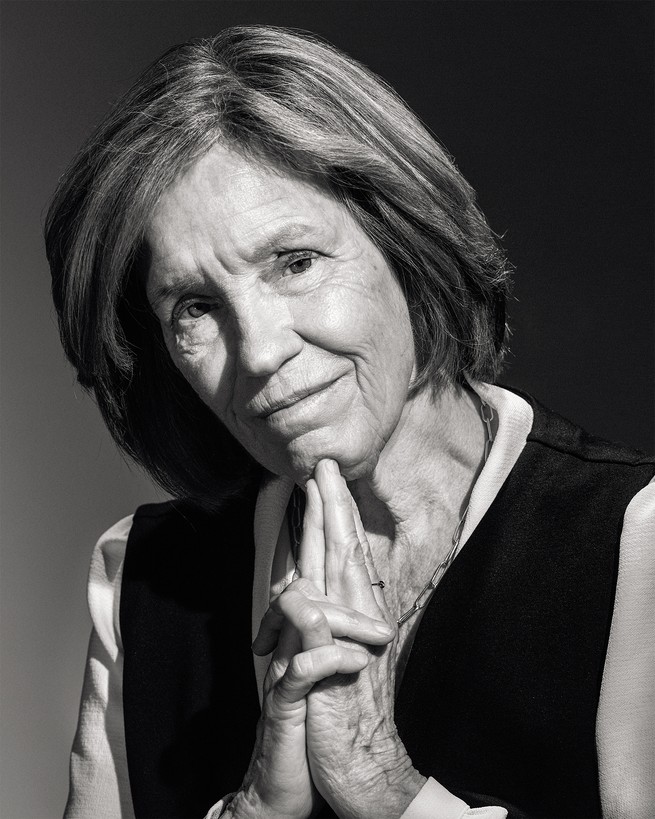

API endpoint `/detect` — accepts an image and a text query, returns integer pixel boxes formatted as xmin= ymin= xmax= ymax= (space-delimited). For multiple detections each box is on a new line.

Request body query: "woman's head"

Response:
xmin=46 ymin=25 xmax=511 ymax=500
xmin=145 ymin=142 xmax=415 ymax=483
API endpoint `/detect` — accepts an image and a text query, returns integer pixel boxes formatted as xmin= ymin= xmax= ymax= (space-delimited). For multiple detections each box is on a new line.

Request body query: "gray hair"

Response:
xmin=46 ymin=25 xmax=511 ymax=503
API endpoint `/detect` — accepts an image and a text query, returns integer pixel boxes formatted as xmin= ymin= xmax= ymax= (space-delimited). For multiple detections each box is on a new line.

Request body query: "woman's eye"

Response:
xmin=186 ymin=302 xmax=213 ymax=318
xmin=286 ymin=255 xmax=315 ymax=275
xmin=174 ymin=301 xmax=216 ymax=323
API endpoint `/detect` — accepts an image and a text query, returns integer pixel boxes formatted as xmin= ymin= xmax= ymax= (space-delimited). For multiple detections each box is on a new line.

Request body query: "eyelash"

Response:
xmin=169 ymin=251 xmax=318 ymax=326
xmin=283 ymin=250 xmax=317 ymax=275
xmin=171 ymin=298 xmax=218 ymax=326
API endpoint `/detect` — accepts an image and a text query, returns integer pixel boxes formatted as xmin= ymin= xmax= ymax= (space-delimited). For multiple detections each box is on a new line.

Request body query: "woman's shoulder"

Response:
xmin=501 ymin=384 xmax=654 ymax=467
xmin=87 ymin=514 xmax=134 ymax=658
xmin=87 ymin=503 xmax=181 ymax=604
xmin=89 ymin=500 xmax=188 ymax=571
xmin=91 ymin=491 xmax=260 ymax=579
xmin=89 ymin=513 xmax=134 ymax=596
xmin=86 ymin=502 xmax=210 ymax=654
xmin=92 ymin=493 xmax=259 ymax=560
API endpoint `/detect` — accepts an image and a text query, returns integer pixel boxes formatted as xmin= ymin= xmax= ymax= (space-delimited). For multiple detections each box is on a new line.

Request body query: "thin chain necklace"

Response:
xmin=397 ymin=397 xmax=494 ymax=626
xmin=288 ymin=397 xmax=495 ymax=627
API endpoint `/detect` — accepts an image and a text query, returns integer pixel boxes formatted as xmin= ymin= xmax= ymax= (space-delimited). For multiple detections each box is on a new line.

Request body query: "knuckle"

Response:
xmin=306 ymin=513 xmax=322 ymax=531
xmin=268 ymin=682 xmax=300 ymax=713
xmin=344 ymin=547 xmax=366 ymax=567
xmin=276 ymin=587 xmax=300 ymax=610
xmin=300 ymin=604 xmax=327 ymax=631
xmin=344 ymin=610 xmax=361 ymax=627
xmin=288 ymin=577 xmax=313 ymax=595
xmin=335 ymin=488 xmax=352 ymax=507
xmin=289 ymin=652 xmax=313 ymax=680
xmin=344 ymin=531 xmax=362 ymax=549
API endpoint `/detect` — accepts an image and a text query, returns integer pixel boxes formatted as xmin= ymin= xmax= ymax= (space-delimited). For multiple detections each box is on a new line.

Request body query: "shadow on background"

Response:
xmin=1 ymin=2 xmax=652 ymax=817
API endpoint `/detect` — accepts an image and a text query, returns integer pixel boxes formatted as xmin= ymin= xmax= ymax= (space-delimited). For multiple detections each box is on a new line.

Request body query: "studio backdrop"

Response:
xmin=1 ymin=3 xmax=652 ymax=817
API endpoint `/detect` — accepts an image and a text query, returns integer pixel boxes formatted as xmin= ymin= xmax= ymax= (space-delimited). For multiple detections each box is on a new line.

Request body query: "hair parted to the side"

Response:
xmin=45 ymin=25 xmax=512 ymax=505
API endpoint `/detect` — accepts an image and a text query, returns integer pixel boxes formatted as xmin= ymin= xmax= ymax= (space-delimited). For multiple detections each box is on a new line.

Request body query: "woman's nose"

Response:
xmin=234 ymin=293 xmax=303 ymax=377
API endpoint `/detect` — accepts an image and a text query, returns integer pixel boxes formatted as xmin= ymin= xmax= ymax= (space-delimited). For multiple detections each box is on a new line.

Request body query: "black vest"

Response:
xmin=120 ymin=396 xmax=654 ymax=818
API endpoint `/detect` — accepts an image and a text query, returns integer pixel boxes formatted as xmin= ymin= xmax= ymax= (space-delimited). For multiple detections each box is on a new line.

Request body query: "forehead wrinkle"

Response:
xmin=215 ymin=169 xmax=339 ymax=261
xmin=234 ymin=219 xmax=329 ymax=265
xmin=145 ymin=222 xmax=213 ymax=309
xmin=147 ymin=269 xmax=209 ymax=311
xmin=145 ymin=146 xmax=346 ymax=309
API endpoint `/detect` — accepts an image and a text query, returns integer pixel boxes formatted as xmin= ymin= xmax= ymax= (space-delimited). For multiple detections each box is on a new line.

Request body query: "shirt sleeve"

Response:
xmin=400 ymin=778 xmax=507 ymax=819
xmin=204 ymin=782 xmax=507 ymax=819
xmin=597 ymin=477 xmax=655 ymax=819
xmin=64 ymin=516 xmax=135 ymax=819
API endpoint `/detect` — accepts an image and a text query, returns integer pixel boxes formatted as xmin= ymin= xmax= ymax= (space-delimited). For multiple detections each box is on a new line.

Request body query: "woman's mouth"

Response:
xmin=261 ymin=377 xmax=342 ymax=418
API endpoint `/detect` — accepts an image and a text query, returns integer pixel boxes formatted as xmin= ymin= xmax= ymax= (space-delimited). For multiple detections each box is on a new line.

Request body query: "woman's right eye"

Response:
xmin=172 ymin=300 xmax=218 ymax=325
xmin=185 ymin=302 xmax=214 ymax=319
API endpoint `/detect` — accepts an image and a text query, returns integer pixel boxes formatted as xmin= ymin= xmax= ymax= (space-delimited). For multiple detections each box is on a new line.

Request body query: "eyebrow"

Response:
xmin=148 ymin=272 xmax=208 ymax=312
xmin=147 ymin=220 xmax=327 ymax=310
xmin=247 ymin=220 xmax=324 ymax=262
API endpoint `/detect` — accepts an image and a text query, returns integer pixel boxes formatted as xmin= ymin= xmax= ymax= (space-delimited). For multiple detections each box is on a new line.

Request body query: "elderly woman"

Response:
xmin=47 ymin=26 xmax=653 ymax=819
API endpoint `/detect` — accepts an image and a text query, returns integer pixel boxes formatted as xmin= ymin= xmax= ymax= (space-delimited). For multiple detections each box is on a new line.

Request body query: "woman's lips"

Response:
xmin=260 ymin=377 xmax=341 ymax=418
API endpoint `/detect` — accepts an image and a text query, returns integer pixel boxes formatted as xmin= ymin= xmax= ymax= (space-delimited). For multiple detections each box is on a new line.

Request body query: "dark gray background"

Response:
xmin=1 ymin=2 xmax=653 ymax=816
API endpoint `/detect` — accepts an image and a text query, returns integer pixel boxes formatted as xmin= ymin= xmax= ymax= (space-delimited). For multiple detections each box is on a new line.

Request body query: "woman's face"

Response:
xmin=145 ymin=144 xmax=415 ymax=481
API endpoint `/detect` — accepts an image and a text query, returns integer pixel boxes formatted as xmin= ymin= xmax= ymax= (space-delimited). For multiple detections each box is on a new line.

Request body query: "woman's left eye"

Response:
xmin=285 ymin=253 xmax=316 ymax=275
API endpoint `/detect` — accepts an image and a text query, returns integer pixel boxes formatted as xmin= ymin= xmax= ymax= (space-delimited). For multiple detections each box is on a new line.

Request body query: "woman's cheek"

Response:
xmin=307 ymin=280 xmax=373 ymax=342
xmin=165 ymin=320 xmax=228 ymax=405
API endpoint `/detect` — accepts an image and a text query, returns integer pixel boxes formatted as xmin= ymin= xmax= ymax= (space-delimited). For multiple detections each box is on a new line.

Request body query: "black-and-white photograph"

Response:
xmin=1 ymin=2 xmax=653 ymax=818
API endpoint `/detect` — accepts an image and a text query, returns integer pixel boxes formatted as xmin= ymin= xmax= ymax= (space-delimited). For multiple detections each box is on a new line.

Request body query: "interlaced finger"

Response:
xmin=264 ymin=620 xmax=302 ymax=693
xmin=297 ymin=479 xmax=326 ymax=594
xmin=253 ymin=578 xmax=325 ymax=656
xmin=315 ymin=459 xmax=383 ymax=617
xmin=350 ymin=495 xmax=390 ymax=617
xmin=274 ymin=589 xmax=333 ymax=652
xmin=274 ymin=644 xmax=369 ymax=706
xmin=253 ymin=578 xmax=394 ymax=656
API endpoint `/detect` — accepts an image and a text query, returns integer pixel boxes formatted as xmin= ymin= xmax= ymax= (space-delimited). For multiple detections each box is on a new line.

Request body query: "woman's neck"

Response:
xmin=349 ymin=383 xmax=487 ymax=565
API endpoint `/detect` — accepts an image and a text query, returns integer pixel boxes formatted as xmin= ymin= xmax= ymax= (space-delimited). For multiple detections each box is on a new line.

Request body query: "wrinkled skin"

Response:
xmin=145 ymin=143 xmax=415 ymax=485
xmin=303 ymin=462 xmax=425 ymax=818
xmin=145 ymin=145 xmax=444 ymax=817
xmin=242 ymin=462 xmax=424 ymax=819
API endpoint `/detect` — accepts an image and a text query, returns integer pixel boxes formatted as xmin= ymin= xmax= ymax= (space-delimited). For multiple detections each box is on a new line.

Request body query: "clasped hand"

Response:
xmin=230 ymin=460 xmax=425 ymax=819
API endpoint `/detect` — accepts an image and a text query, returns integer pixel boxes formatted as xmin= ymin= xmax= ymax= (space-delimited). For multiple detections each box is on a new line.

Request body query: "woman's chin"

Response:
xmin=281 ymin=445 xmax=379 ymax=485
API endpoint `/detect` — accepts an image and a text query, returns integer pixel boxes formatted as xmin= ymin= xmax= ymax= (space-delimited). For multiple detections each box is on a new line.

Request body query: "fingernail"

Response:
xmin=326 ymin=459 xmax=339 ymax=475
xmin=251 ymin=638 xmax=270 ymax=657
xmin=374 ymin=621 xmax=395 ymax=636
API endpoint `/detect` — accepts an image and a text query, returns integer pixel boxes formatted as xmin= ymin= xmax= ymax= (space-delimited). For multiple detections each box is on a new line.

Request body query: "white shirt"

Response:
xmin=64 ymin=386 xmax=655 ymax=819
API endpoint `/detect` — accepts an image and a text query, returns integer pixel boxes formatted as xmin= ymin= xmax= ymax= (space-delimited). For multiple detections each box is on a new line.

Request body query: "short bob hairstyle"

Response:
xmin=46 ymin=25 xmax=511 ymax=504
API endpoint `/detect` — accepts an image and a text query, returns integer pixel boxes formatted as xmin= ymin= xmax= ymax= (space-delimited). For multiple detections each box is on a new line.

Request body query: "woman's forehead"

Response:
xmin=145 ymin=144 xmax=354 ymax=265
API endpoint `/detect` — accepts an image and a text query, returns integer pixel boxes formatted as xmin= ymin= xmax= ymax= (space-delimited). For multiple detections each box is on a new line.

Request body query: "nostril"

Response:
xmin=233 ymin=292 xmax=303 ymax=376
xmin=236 ymin=322 xmax=303 ymax=377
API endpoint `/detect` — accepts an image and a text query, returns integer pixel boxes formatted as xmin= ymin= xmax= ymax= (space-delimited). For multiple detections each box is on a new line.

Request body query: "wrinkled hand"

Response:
xmin=235 ymin=467 xmax=395 ymax=819
xmin=250 ymin=460 xmax=425 ymax=818
xmin=303 ymin=460 xmax=425 ymax=819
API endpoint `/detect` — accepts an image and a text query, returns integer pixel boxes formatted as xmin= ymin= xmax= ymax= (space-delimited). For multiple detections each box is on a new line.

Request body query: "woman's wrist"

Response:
xmin=316 ymin=749 xmax=426 ymax=819
xmin=358 ymin=764 xmax=426 ymax=819
xmin=224 ymin=780 xmax=313 ymax=819
xmin=223 ymin=785 xmax=281 ymax=819
xmin=221 ymin=787 xmax=256 ymax=819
